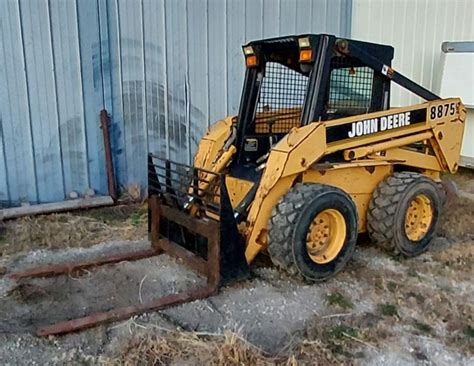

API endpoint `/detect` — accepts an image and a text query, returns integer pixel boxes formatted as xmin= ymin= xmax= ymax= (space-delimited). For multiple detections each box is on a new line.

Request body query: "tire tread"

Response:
xmin=367 ymin=171 xmax=436 ymax=255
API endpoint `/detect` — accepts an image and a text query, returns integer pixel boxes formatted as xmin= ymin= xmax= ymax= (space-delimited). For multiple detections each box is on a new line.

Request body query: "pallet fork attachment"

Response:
xmin=7 ymin=155 xmax=249 ymax=336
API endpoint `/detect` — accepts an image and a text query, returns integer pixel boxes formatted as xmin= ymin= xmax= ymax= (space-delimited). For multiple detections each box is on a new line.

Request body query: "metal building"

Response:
xmin=351 ymin=0 xmax=473 ymax=107
xmin=351 ymin=0 xmax=474 ymax=166
xmin=0 ymin=0 xmax=351 ymax=207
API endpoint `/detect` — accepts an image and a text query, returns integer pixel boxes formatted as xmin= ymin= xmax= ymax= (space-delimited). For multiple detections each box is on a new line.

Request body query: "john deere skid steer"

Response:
xmin=10 ymin=34 xmax=465 ymax=335
xmin=148 ymin=33 xmax=465 ymax=281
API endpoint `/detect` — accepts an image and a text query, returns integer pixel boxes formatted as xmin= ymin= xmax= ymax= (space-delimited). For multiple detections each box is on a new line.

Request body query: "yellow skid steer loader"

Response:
xmin=10 ymin=34 xmax=465 ymax=335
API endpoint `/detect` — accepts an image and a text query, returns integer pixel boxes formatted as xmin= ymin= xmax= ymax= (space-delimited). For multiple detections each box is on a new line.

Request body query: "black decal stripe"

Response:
xmin=409 ymin=108 xmax=427 ymax=124
xmin=326 ymin=123 xmax=354 ymax=143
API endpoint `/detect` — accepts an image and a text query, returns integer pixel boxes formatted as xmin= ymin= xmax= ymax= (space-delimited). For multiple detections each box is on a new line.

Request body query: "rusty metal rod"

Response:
xmin=36 ymin=285 xmax=217 ymax=336
xmin=8 ymin=248 xmax=159 ymax=281
xmin=100 ymin=110 xmax=118 ymax=202
xmin=7 ymin=196 xmax=222 ymax=337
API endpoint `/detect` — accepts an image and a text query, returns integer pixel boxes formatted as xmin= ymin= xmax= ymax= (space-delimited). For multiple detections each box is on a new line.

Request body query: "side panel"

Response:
xmin=302 ymin=164 xmax=393 ymax=231
xmin=225 ymin=176 xmax=254 ymax=208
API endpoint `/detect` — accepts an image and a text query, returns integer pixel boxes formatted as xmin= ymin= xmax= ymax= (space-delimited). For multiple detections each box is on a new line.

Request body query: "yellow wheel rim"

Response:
xmin=404 ymin=194 xmax=433 ymax=241
xmin=306 ymin=209 xmax=346 ymax=264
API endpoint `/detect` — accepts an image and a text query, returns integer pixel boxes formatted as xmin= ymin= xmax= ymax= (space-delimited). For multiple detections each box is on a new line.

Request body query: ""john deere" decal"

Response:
xmin=348 ymin=111 xmax=411 ymax=138
xmin=326 ymin=108 xmax=426 ymax=143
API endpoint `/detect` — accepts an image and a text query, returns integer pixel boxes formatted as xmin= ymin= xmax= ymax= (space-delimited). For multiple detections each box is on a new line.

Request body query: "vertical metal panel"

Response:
xmin=19 ymin=0 xmax=64 ymax=202
xmin=76 ymin=0 xmax=107 ymax=196
xmin=164 ymin=0 xmax=188 ymax=164
xmin=208 ymin=0 xmax=228 ymax=123
xmin=351 ymin=0 xmax=474 ymax=107
xmin=0 ymin=0 xmax=107 ymax=206
xmin=0 ymin=0 xmax=351 ymax=206
xmin=102 ymin=0 xmax=127 ymax=191
xmin=225 ymin=0 xmax=247 ymax=115
xmin=0 ymin=0 xmax=37 ymax=204
xmin=115 ymin=0 xmax=147 ymax=186
xmin=142 ymin=0 xmax=167 ymax=161
xmin=49 ymin=0 xmax=89 ymax=197
xmin=186 ymin=0 xmax=209 ymax=158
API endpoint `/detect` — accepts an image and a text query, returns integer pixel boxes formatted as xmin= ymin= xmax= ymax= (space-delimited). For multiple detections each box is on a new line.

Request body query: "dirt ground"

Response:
xmin=0 ymin=179 xmax=473 ymax=365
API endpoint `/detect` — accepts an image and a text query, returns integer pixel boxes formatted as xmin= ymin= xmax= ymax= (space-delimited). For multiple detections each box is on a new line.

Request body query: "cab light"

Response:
xmin=298 ymin=37 xmax=310 ymax=48
xmin=246 ymin=55 xmax=258 ymax=67
xmin=299 ymin=49 xmax=312 ymax=62
xmin=243 ymin=46 xmax=254 ymax=55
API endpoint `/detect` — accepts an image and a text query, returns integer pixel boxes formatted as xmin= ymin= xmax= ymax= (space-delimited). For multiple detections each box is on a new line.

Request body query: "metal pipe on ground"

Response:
xmin=0 ymin=196 xmax=115 ymax=220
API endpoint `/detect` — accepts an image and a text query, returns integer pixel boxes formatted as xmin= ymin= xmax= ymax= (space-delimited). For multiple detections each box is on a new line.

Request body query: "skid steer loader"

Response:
xmin=9 ymin=34 xmax=465 ymax=335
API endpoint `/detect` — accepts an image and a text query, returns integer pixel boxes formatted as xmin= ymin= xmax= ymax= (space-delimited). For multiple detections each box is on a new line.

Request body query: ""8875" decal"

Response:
xmin=430 ymin=102 xmax=456 ymax=120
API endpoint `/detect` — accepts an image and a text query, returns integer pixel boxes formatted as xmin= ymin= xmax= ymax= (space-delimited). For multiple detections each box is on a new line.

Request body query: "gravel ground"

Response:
xmin=0 ymin=235 xmax=472 ymax=364
xmin=0 ymin=190 xmax=473 ymax=364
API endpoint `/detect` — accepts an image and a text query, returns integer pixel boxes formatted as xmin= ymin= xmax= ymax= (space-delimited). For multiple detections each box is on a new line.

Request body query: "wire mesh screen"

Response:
xmin=327 ymin=57 xmax=373 ymax=114
xmin=254 ymin=62 xmax=309 ymax=133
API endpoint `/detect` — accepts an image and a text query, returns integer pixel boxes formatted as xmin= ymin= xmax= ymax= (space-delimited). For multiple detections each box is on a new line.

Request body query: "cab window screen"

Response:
xmin=254 ymin=62 xmax=309 ymax=134
xmin=327 ymin=57 xmax=373 ymax=114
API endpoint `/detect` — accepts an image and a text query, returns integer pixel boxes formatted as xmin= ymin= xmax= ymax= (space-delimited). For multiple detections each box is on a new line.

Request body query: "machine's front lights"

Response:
xmin=243 ymin=46 xmax=254 ymax=55
xmin=298 ymin=37 xmax=310 ymax=48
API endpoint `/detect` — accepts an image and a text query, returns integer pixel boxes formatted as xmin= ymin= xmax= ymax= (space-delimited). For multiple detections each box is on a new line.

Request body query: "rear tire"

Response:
xmin=367 ymin=172 xmax=442 ymax=256
xmin=268 ymin=183 xmax=358 ymax=282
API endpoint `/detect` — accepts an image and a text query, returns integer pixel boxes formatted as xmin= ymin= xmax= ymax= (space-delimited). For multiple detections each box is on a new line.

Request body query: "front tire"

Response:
xmin=268 ymin=183 xmax=358 ymax=282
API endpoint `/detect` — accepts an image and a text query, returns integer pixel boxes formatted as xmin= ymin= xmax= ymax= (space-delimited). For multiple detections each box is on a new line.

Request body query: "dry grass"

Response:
xmin=0 ymin=204 xmax=147 ymax=257
xmin=443 ymin=168 xmax=474 ymax=194
xmin=104 ymin=329 xmax=338 ymax=365
xmin=438 ymin=195 xmax=474 ymax=240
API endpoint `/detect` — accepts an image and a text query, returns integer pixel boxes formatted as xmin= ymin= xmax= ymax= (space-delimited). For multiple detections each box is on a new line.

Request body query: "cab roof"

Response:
xmin=243 ymin=34 xmax=394 ymax=65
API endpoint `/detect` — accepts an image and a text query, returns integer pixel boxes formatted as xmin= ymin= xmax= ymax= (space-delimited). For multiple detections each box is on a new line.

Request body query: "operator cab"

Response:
xmin=232 ymin=34 xmax=394 ymax=174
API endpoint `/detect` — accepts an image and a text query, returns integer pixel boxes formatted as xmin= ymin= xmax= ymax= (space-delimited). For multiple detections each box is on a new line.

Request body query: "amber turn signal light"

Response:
xmin=299 ymin=49 xmax=312 ymax=62
xmin=246 ymin=55 xmax=258 ymax=67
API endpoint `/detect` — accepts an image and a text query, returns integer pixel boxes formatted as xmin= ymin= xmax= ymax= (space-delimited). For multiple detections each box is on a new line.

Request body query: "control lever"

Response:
xmin=267 ymin=119 xmax=275 ymax=147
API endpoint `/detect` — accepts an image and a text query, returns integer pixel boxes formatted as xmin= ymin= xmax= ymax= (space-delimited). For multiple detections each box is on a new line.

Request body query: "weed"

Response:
xmin=386 ymin=281 xmax=398 ymax=292
xmin=327 ymin=324 xmax=358 ymax=340
xmin=326 ymin=292 xmax=354 ymax=310
xmin=407 ymin=291 xmax=425 ymax=305
xmin=378 ymin=303 xmax=399 ymax=317
xmin=413 ymin=320 xmax=432 ymax=334
xmin=130 ymin=212 xmax=144 ymax=227
xmin=374 ymin=276 xmax=384 ymax=290
xmin=406 ymin=267 xmax=421 ymax=278
xmin=465 ymin=325 xmax=474 ymax=338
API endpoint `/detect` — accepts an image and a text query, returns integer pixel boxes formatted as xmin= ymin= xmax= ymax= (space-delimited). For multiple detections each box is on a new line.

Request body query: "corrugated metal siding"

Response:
xmin=351 ymin=0 xmax=474 ymax=107
xmin=0 ymin=0 xmax=351 ymax=206
xmin=0 ymin=0 xmax=106 ymax=206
